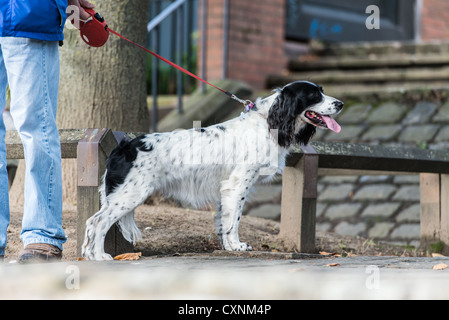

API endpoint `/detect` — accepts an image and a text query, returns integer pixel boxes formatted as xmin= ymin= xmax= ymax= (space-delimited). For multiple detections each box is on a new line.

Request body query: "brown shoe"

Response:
xmin=18 ymin=243 xmax=62 ymax=264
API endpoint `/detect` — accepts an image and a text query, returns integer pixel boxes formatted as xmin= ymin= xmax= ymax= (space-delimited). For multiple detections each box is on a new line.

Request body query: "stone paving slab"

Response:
xmin=1 ymin=253 xmax=449 ymax=299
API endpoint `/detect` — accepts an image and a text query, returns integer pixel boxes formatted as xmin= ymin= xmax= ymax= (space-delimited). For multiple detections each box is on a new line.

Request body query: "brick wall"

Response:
xmin=197 ymin=0 xmax=225 ymax=84
xmin=420 ymin=0 xmax=449 ymax=40
xmin=198 ymin=0 xmax=287 ymax=90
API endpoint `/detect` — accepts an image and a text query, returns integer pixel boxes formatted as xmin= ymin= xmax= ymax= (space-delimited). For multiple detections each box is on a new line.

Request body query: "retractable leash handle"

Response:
xmin=78 ymin=8 xmax=109 ymax=47
xmin=76 ymin=8 xmax=256 ymax=111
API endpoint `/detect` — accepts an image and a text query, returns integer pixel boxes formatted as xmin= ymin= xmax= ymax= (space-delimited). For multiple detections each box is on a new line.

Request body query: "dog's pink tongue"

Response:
xmin=322 ymin=115 xmax=341 ymax=133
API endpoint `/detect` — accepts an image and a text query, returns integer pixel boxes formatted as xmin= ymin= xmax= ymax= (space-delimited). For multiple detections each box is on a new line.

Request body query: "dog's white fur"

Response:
xmin=82 ymin=81 xmax=342 ymax=260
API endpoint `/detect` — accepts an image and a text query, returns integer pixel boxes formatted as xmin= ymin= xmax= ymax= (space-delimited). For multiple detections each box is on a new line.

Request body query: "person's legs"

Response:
xmin=0 ymin=37 xmax=66 ymax=253
xmin=0 ymin=44 xmax=10 ymax=258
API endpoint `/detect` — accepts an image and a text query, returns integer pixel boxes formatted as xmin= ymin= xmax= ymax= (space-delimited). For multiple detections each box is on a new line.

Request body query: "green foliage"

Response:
xmin=430 ymin=241 xmax=445 ymax=254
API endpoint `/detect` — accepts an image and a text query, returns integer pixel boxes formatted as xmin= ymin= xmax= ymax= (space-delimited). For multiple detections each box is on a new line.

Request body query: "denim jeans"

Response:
xmin=0 ymin=37 xmax=66 ymax=255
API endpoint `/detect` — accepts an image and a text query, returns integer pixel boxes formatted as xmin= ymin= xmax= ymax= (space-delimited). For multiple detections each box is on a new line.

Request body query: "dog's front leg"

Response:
xmin=218 ymin=168 xmax=259 ymax=251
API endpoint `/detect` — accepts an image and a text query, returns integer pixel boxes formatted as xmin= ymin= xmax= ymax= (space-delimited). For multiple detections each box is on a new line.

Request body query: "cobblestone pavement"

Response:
xmin=1 ymin=253 xmax=449 ymax=299
xmin=245 ymin=98 xmax=449 ymax=248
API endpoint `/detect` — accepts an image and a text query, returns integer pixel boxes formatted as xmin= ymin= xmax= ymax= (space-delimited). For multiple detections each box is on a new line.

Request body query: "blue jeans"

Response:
xmin=0 ymin=37 xmax=66 ymax=255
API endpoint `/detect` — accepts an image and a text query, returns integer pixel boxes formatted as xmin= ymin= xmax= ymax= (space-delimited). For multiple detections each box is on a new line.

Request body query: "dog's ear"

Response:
xmin=267 ymin=87 xmax=301 ymax=148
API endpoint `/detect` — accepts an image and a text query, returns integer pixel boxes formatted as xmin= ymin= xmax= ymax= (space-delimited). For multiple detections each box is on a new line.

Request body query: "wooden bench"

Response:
xmin=8 ymin=129 xmax=448 ymax=256
xmin=281 ymin=142 xmax=449 ymax=254
xmin=6 ymin=128 xmax=137 ymax=257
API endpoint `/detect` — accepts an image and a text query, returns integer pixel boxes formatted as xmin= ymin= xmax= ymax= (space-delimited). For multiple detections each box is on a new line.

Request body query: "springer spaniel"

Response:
xmin=82 ymin=81 xmax=343 ymax=260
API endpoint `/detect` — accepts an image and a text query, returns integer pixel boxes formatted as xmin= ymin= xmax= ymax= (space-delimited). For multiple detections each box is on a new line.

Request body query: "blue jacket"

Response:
xmin=0 ymin=0 xmax=67 ymax=41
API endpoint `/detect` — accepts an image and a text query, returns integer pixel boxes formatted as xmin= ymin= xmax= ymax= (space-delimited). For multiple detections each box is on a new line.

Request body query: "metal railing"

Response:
xmin=147 ymin=0 xmax=203 ymax=132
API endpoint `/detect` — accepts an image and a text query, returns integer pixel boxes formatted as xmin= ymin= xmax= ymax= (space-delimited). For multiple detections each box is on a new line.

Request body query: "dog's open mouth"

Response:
xmin=305 ymin=111 xmax=341 ymax=133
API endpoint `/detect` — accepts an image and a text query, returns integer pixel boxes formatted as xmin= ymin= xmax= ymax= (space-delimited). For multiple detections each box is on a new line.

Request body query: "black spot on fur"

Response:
xmin=216 ymin=125 xmax=226 ymax=131
xmin=105 ymin=135 xmax=153 ymax=196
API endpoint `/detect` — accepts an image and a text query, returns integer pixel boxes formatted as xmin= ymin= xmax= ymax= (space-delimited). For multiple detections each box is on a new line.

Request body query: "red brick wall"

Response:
xmin=420 ymin=0 xmax=449 ymax=40
xmin=197 ymin=0 xmax=226 ymax=84
xmin=198 ymin=0 xmax=287 ymax=90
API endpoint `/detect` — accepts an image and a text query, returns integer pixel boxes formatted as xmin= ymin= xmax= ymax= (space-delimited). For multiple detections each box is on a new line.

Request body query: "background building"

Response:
xmin=195 ymin=0 xmax=449 ymax=90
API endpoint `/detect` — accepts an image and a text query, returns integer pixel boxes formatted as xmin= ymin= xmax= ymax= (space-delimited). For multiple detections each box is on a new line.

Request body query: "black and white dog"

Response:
xmin=82 ymin=81 xmax=343 ymax=260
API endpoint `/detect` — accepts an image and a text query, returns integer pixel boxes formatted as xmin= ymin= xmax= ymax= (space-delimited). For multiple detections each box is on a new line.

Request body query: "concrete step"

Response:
xmin=322 ymin=81 xmax=449 ymax=99
xmin=324 ymin=41 xmax=449 ymax=57
xmin=263 ymin=80 xmax=449 ymax=101
xmin=268 ymin=66 xmax=449 ymax=87
xmin=288 ymin=54 xmax=449 ymax=72
xmin=268 ymin=41 xmax=449 ymax=98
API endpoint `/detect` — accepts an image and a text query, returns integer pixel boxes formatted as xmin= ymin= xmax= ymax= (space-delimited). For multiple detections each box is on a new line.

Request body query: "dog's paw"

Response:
xmin=84 ymin=253 xmax=113 ymax=261
xmin=223 ymin=239 xmax=253 ymax=252
xmin=82 ymin=248 xmax=113 ymax=261
xmin=100 ymin=253 xmax=114 ymax=261
xmin=81 ymin=247 xmax=94 ymax=261
xmin=237 ymin=242 xmax=253 ymax=251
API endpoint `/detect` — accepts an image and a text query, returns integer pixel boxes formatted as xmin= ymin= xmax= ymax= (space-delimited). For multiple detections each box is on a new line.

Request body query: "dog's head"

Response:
xmin=267 ymin=81 xmax=343 ymax=148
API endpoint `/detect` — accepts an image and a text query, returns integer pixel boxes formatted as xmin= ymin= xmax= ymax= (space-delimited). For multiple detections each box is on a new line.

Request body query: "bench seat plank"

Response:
xmin=5 ymin=129 xmax=87 ymax=159
xmin=288 ymin=142 xmax=449 ymax=174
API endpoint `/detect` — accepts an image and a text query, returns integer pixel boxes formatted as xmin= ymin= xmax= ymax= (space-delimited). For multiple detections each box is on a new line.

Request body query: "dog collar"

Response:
xmin=245 ymin=102 xmax=256 ymax=112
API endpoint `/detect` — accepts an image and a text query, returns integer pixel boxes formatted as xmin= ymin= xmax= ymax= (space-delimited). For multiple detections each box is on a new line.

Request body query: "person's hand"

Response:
xmin=68 ymin=0 xmax=95 ymax=20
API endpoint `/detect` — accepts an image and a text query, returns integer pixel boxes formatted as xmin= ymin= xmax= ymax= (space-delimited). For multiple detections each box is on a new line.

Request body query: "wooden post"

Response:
xmin=280 ymin=145 xmax=318 ymax=253
xmin=441 ymin=174 xmax=449 ymax=254
xmin=420 ymin=173 xmax=449 ymax=254
xmin=76 ymin=128 xmax=133 ymax=257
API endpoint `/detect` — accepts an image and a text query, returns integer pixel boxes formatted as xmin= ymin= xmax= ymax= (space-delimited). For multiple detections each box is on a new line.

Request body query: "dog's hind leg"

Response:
xmin=82 ymin=205 xmax=115 ymax=261
xmin=82 ymin=186 xmax=153 ymax=261
xmin=82 ymin=205 xmax=140 ymax=261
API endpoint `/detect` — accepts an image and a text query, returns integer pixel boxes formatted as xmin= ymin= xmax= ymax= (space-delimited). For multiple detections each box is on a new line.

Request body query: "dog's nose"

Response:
xmin=333 ymin=100 xmax=344 ymax=110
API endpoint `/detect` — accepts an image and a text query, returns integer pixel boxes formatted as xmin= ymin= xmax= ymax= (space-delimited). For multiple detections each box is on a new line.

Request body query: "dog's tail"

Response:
xmin=116 ymin=211 xmax=142 ymax=245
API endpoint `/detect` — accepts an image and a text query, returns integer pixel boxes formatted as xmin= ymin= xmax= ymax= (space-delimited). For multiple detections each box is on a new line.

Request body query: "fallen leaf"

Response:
xmin=432 ymin=253 xmax=445 ymax=257
xmin=319 ymin=251 xmax=341 ymax=257
xmin=432 ymin=263 xmax=448 ymax=270
xmin=113 ymin=252 xmax=142 ymax=261
xmin=77 ymin=257 xmax=85 ymax=261
xmin=326 ymin=263 xmax=340 ymax=267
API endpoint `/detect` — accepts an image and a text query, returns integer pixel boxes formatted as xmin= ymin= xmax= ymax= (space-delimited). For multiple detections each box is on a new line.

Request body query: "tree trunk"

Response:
xmin=58 ymin=0 xmax=150 ymax=131
xmin=10 ymin=0 xmax=150 ymax=207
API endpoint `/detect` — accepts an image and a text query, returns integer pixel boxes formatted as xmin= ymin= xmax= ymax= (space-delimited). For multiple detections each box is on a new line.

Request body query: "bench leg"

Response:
xmin=280 ymin=155 xmax=318 ymax=253
xmin=76 ymin=129 xmax=133 ymax=257
xmin=420 ymin=173 xmax=449 ymax=254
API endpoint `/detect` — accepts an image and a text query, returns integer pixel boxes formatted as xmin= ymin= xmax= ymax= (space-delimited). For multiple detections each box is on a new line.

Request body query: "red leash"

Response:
xmin=107 ymin=28 xmax=230 ymax=96
xmin=77 ymin=8 xmax=255 ymax=111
